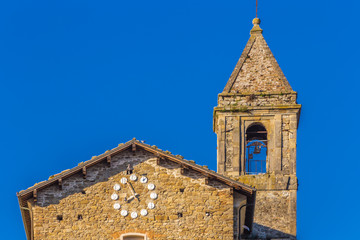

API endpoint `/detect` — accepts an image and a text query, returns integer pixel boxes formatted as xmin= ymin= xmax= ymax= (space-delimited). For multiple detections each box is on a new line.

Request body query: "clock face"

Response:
xmin=111 ymin=174 xmax=158 ymax=217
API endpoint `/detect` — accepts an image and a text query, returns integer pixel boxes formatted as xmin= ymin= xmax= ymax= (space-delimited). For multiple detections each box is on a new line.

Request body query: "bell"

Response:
xmin=253 ymin=144 xmax=261 ymax=154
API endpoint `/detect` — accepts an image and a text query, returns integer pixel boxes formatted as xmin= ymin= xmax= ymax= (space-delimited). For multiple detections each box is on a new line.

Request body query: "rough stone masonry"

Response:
xmin=214 ymin=18 xmax=301 ymax=239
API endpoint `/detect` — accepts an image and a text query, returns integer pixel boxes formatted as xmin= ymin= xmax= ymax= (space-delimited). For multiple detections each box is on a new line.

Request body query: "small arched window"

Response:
xmin=245 ymin=124 xmax=267 ymax=174
xmin=120 ymin=233 xmax=147 ymax=240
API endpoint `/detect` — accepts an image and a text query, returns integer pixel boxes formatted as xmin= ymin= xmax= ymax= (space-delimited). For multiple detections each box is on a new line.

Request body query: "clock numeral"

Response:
xmin=120 ymin=177 xmax=127 ymax=184
xmin=141 ymin=209 xmax=148 ymax=216
xmin=130 ymin=174 xmax=137 ymax=181
xmin=111 ymin=193 xmax=119 ymax=200
xmin=140 ymin=176 xmax=148 ymax=183
xmin=131 ymin=211 xmax=138 ymax=219
xmin=113 ymin=184 xmax=121 ymax=191
xmin=148 ymin=202 xmax=155 ymax=209
xmin=148 ymin=183 xmax=155 ymax=190
xmin=121 ymin=210 xmax=128 ymax=216
xmin=150 ymin=192 xmax=158 ymax=200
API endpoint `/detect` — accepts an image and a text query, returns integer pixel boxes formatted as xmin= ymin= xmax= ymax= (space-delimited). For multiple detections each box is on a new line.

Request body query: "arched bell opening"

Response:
xmin=245 ymin=123 xmax=267 ymax=174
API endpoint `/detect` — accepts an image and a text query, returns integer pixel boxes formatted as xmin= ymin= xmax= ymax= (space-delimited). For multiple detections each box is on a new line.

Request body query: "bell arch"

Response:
xmin=245 ymin=123 xmax=267 ymax=174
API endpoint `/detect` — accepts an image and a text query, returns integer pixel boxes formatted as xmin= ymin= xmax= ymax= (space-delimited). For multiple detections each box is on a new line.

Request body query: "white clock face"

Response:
xmin=112 ymin=176 xmax=157 ymax=216
xmin=148 ymin=183 xmax=155 ymax=190
xmin=131 ymin=211 xmax=138 ymax=219
xmin=121 ymin=210 xmax=128 ymax=216
xmin=120 ymin=177 xmax=127 ymax=184
xmin=140 ymin=176 xmax=148 ymax=183
xmin=130 ymin=174 xmax=137 ymax=181
xmin=111 ymin=193 xmax=119 ymax=200
xmin=113 ymin=184 xmax=121 ymax=191
xmin=148 ymin=202 xmax=155 ymax=209
xmin=113 ymin=203 xmax=121 ymax=210
xmin=141 ymin=209 xmax=148 ymax=216
xmin=150 ymin=192 xmax=158 ymax=200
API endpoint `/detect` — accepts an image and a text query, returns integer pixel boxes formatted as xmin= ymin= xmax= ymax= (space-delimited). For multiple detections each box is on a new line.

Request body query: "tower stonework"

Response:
xmin=213 ymin=18 xmax=301 ymax=239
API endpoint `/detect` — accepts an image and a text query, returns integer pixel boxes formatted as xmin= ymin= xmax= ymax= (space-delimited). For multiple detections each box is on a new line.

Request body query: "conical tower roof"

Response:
xmin=223 ymin=18 xmax=293 ymax=94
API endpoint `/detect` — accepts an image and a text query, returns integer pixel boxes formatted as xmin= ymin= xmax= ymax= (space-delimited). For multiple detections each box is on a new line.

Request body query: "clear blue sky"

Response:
xmin=1 ymin=0 xmax=358 ymax=239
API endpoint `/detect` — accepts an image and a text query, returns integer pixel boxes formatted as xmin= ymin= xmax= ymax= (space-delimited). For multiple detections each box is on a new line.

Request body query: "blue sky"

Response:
xmin=1 ymin=0 xmax=359 ymax=239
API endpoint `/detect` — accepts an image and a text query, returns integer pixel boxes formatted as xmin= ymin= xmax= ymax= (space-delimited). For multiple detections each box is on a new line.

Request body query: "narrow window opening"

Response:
xmin=179 ymin=188 xmax=185 ymax=193
xmin=177 ymin=212 xmax=183 ymax=218
xmin=121 ymin=233 xmax=147 ymax=240
xmin=245 ymin=124 xmax=267 ymax=174
xmin=77 ymin=214 xmax=83 ymax=220
xmin=81 ymin=190 xmax=86 ymax=194
xmin=126 ymin=164 xmax=133 ymax=175
xmin=57 ymin=215 xmax=63 ymax=221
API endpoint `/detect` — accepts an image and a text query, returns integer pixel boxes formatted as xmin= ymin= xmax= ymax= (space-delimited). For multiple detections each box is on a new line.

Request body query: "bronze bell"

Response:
xmin=253 ymin=144 xmax=261 ymax=154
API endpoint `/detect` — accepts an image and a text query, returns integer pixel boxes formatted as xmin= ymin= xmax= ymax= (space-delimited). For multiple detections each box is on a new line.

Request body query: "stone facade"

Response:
xmin=28 ymin=148 xmax=243 ymax=240
xmin=214 ymin=18 xmax=301 ymax=239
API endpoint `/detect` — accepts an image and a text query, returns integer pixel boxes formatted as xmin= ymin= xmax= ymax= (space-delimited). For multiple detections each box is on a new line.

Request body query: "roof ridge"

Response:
xmin=17 ymin=138 xmax=255 ymax=198
xmin=223 ymin=36 xmax=256 ymax=93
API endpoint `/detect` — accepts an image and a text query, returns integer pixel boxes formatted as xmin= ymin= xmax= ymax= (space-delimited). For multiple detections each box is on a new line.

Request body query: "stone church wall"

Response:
xmin=236 ymin=175 xmax=297 ymax=239
xmin=31 ymin=149 xmax=236 ymax=240
xmin=252 ymin=190 xmax=296 ymax=239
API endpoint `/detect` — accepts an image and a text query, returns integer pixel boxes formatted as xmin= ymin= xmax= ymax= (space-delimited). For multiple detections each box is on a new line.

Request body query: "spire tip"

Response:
xmin=252 ymin=18 xmax=261 ymax=25
xmin=250 ymin=18 xmax=262 ymax=35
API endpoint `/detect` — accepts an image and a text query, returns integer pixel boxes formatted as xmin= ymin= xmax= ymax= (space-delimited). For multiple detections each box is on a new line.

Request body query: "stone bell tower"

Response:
xmin=213 ymin=18 xmax=301 ymax=239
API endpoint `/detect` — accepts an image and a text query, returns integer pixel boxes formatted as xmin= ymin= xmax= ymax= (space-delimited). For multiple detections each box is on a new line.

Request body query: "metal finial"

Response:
xmin=256 ymin=0 xmax=258 ymax=18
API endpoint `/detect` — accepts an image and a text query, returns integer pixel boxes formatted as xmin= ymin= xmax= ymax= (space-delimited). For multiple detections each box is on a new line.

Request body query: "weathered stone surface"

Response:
xmin=214 ymin=18 xmax=301 ymax=239
xmin=218 ymin=93 xmax=297 ymax=108
xmin=230 ymin=35 xmax=290 ymax=94
xmin=31 ymin=149 xmax=236 ymax=240
xmin=251 ymin=191 xmax=294 ymax=239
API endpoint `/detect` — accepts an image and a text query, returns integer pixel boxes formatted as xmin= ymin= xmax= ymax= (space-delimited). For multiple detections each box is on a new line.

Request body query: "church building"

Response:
xmin=17 ymin=17 xmax=301 ymax=240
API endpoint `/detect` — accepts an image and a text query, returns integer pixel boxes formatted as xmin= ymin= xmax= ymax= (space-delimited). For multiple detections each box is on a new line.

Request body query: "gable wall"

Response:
xmin=31 ymin=149 xmax=236 ymax=240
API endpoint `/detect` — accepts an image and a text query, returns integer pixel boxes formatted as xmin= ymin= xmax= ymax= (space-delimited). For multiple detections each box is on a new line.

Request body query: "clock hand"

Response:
xmin=127 ymin=182 xmax=140 ymax=201
xmin=127 ymin=182 xmax=139 ymax=197
xmin=127 ymin=196 xmax=135 ymax=202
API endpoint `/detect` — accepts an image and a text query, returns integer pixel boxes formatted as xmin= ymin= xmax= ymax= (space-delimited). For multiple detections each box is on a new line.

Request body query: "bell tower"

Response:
xmin=214 ymin=18 xmax=301 ymax=239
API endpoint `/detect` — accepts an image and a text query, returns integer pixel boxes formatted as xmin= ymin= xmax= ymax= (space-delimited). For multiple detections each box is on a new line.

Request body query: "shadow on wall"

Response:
xmin=243 ymin=223 xmax=296 ymax=240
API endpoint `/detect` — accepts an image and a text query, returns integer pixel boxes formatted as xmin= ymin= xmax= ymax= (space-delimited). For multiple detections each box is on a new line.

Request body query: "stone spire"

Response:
xmin=222 ymin=18 xmax=293 ymax=94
